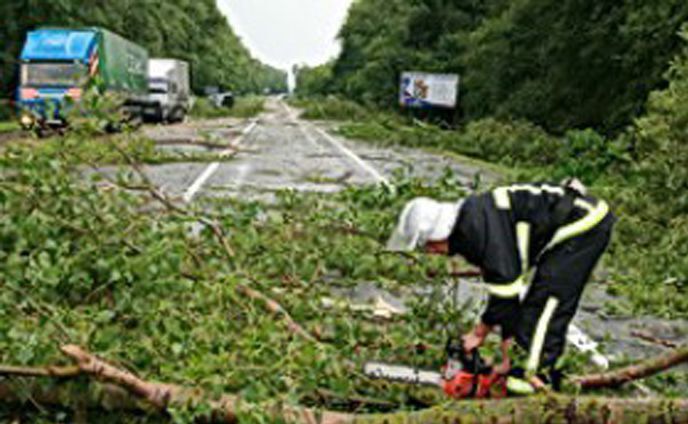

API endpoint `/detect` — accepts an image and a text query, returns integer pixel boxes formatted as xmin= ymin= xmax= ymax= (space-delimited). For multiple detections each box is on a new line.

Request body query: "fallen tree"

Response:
xmin=1 ymin=345 xmax=687 ymax=423
xmin=574 ymin=345 xmax=688 ymax=389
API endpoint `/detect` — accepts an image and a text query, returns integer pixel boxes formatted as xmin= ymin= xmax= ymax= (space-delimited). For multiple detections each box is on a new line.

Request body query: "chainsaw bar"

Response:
xmin=363 ymin=361 xmax=443 ymax=386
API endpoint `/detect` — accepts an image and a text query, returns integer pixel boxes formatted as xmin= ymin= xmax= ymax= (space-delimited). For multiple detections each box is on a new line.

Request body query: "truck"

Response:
xmin=143 ymin=59 xmax=191 ymax=123
xmin=16 ymin=27 xmax=149 ymax=131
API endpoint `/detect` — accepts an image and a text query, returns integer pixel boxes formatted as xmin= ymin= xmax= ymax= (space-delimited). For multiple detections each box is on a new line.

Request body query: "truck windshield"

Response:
xmin=149 ymin=78 xmax=169 ymax=94
xmin=21 ymin=62 xmax=87 ymax=87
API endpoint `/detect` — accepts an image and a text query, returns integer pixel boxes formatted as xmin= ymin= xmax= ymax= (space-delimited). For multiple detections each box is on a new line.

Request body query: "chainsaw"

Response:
xmin=364 ymin=338 xmax=508 ymax=399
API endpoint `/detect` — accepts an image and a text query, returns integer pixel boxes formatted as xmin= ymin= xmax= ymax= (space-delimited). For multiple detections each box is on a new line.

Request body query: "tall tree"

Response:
xmin=0 ymin=0 xmax=287 ymax=102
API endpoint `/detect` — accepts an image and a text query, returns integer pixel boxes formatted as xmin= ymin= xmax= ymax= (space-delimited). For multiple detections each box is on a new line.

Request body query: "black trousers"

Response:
xmin=514 ymin=213 xmax=615 ymax=371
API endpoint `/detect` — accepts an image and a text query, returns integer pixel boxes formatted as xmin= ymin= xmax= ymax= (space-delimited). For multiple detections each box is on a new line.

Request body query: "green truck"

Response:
xmin=17 ymin=27 xmax=149 ymax=130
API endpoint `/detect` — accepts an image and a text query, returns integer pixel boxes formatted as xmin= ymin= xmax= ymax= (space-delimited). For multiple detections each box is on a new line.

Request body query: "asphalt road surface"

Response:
xmin=140 ymin=98 xmax=496 ymax=203
xmin=132 ymin=97 xmax=686 ymax=388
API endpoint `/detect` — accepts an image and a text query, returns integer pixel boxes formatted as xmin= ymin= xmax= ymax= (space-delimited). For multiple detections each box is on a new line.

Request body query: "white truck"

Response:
xmin=144 ymin=59 xmax=191 ymax=123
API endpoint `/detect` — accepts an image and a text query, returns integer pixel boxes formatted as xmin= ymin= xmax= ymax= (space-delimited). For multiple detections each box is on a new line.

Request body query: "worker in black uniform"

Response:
xmin=386 ymin=181 xmax=615 ymax=392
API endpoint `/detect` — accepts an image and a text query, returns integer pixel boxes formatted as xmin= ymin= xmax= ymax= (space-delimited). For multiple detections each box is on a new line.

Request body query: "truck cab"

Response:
xmin=17 ymin=29 xmax=96 ymax=129
xmin=143 ymin=59 xmax=191 ymax=123
xmin=16 ymin=28 xmax=148 ymax=131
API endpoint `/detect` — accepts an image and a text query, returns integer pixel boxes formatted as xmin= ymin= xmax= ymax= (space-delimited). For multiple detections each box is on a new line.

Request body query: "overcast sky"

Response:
xmin=217 ymin=0 xmax=354 ymax=71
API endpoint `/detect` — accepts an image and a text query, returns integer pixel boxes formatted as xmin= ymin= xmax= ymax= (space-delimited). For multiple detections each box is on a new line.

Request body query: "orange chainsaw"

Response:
xmin=364 ymin=339 xmax=507 ymax=399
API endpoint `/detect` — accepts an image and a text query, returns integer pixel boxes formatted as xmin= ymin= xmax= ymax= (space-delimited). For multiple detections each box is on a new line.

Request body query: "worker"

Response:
xmin=386 ymin=181 xmax=615 ymax=392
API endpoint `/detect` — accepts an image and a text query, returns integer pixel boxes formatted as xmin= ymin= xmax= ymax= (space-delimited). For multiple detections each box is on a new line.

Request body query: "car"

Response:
xmin=209 ymin=91 xmax=235 ymax=109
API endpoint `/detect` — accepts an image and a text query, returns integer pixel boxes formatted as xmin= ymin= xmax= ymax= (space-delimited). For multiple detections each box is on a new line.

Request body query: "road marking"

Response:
xmin=233 ymin=163 xmax=252 ymax=191
xmin=182 ymin=120 xmax=257 ymax=203
xmin=312 ymin=127 xmax=391 ymax=187
xmin=281 ymin=100 xmax=391 ymax=189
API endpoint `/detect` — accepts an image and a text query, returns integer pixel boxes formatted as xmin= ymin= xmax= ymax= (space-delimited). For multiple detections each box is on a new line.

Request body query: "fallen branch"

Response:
xmin=448 ymin=270 xmax=482 ymax=278
xmin=102 ymin=139 xmax=237 ymax=259
xmin=0 ymin=365 xmax=80 ymax=378
xmin=0 ymin=381 xmax=145 ymax=412
xmin=354 ymin=396 xmax=688 ymax=424
xmin=574 ymin=345 xmax=688 ymax=389
xmin=312 ymin=388 xmax=396 ymax=411
xmin=1 ymin=345 xmax=688 ymax=423
xmin=96 ymin=143 xmax=323 ymax=349
xmin=60 ymin=345 xmax=350 ymax=424
xmin=3 ymin=371 xmax=688 ymax=424
xmin=630 ymin=330 xmax=679 ymax=349
xmin=236 ymin=284 xmax=319 ymax=343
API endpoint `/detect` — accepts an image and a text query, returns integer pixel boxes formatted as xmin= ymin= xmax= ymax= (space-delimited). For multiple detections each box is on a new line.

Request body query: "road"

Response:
xmin=140 ymin=98 xmax=495 ymax=203
xmin=134 ymin=97 xmax=686 ymax=383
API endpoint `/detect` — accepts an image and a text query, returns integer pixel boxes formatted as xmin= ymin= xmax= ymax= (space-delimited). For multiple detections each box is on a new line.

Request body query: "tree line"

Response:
xmin=296 ymin=0 xmax=688 ymax=134
xmin=0 ymin=0 xmax=287 ymax=101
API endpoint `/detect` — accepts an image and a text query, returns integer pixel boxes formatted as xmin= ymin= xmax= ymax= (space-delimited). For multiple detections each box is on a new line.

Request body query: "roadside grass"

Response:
xmin=293 ymin=96 xmax=688 ymax=319
xmin=0 ymin=121 xmax=18 ymax=133
xmin=289 ymin=96 xmax=379 ymax=122
xmin=191 ymin=96 xmax=265 ymax=120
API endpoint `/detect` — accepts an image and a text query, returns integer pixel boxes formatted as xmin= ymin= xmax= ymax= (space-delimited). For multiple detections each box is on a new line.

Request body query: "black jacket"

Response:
xmin=447 ymin=183 xmax=610 ymax=338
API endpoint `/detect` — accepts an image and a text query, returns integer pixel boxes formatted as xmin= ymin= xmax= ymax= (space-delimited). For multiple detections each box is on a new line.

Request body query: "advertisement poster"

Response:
xmin=400 ymin=72 xmax=459 ymax=109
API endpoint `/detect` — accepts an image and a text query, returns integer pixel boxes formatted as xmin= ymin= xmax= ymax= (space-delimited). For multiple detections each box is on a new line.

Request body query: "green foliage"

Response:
xmin=0 ymin=100 xmax=13 ymax=122
xmin=455 ymin=119 xmax=558 ymax=168
xmin=556 ymin=130 xmax=629 ymax=183
xmin=294 ymin=62 xmax=335 ymax=97
xmin=0 ymin=121 xmax=19 ymax=134
xmin=595 ymin=29 xmax=688 ymax=314
xmin=15 ymin=133 xmax=228 ymax=165
xmin=0 ymin=0 xmax=287 ymax=99
xmin=4 ymin=126 xmax=639 ymax=420
xmin=191 ymin=97 xmax=265 ymax=120
xmin=305 ymin=0 xmax=688 ymax=133
xmin=292 ymin=96 xmax=374 ymax=122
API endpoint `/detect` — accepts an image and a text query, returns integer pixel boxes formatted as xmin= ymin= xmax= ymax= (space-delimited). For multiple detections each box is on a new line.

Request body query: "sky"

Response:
xmin=217 ymin=0 xmax=354 ymax=72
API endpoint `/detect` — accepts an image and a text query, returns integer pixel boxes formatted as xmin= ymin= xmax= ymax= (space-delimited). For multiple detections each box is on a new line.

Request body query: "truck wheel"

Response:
xmin=169 ymin=107 xmax=184 ymax=124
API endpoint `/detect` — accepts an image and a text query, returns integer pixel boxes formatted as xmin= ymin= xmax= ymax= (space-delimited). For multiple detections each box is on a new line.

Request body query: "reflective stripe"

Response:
xmin=544 ymin=200 xmax=609 ymax=252
xmin=506 ymin=376 xmax=536 ymax=395
xmin=574 ymin=198 xmax=594 ymax=212
xmin=527 ymin=297 xmax=560 ymax=371
xmin=493 ymin=187 xmax=511 ymax=209
xmin=485 ymin=276 xmax=526 ymax=298
xmin=516 ymin=222 xmax=531 ymax=273
xmin=492 ymin=184 xmax=565 ymax=210
xmin=509 ymin=184 xmax=565 ymax=196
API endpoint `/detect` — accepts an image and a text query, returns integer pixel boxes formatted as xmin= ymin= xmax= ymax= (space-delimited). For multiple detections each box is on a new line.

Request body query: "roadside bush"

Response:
xmin=597 ymin=30 xmax=688 ymax=313
xmin=190 ymin=98 xmax=231 ymax=119
xmin=633 ymin=33 xmax=688 ymax=217
xmin=191 ymin=97 xmax=265 ymax=120
xmin=296 ymin=96 xmax=373 ymax=121
xmin=556 ymin=129 xmax=629 ymax=183
xmin=0 ymin=100 xmax=12 ymax=121
xmin=454 ymin=118 xmax=559 ymax=167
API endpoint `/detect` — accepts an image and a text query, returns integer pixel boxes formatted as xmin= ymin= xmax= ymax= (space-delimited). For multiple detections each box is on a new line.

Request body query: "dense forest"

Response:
xmin=0 ymin=0 xmax=287 ymax=102
xmin=296 ymin=0 xmax=688 ymax=133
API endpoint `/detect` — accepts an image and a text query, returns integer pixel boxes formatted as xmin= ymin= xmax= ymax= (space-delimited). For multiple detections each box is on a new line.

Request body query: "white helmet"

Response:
xmin=386 ymin=197 xmax=463 ymax=252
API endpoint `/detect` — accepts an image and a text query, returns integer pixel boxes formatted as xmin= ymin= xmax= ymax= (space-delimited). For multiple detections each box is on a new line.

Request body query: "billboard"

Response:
xmin=400 ymin=72 xmax=459 ymax=109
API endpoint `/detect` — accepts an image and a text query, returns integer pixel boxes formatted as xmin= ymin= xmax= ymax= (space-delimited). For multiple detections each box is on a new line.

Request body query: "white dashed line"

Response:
xmin=281 ymin=100 xmax=391 ymax=189
xmin=312 ymin=126 xmax=391 ymax=188
xmin=182 ymin=120 xmax=258 ymax=203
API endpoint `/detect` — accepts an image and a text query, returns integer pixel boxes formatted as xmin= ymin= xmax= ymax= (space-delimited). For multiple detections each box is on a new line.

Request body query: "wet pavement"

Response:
xmin=139 ymin=98 xmax=498 ymax=203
